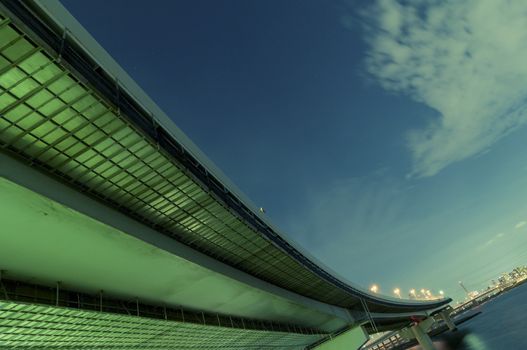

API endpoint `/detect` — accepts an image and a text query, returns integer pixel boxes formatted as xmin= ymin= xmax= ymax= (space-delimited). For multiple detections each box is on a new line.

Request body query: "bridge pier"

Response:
xmin=400 ymin=317 xmax=436 ymax=350
xmin=439 ymin=310 xmax=457 ymax=331
xmin=410 ymin=323 xmax=435 ymax=350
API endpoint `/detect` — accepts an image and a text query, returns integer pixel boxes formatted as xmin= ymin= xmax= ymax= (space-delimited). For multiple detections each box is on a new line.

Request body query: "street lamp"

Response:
xmin=370 ymin=284 xmax=379 ymax=293
xmin=409 ymin=289 xmax=416 ymax=299
xmin=393 ymin=288 xmax=401 ymax=298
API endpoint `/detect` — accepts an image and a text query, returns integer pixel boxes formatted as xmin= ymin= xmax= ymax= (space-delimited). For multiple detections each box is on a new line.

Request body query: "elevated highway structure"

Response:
xmin=0 ymin=1 xmax=451 ymax=348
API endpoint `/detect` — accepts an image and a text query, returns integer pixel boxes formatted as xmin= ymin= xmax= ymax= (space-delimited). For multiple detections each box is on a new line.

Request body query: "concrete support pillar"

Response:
xmin=439 ymin=310 xmax=457 ymax=331
xmin=410 ymin=323 xmax=435 ymax=350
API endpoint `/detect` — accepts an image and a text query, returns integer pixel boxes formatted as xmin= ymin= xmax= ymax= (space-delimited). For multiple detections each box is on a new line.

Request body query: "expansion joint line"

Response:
xmin=0 ymin=270 xmax=8 ymax=300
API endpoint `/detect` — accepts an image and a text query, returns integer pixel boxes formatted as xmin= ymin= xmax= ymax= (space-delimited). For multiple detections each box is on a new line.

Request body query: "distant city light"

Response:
xmin=393 ymin=288 xmax=401 ymax=298
xmin=409 ymin=289 xmax=416 ymax=295
xmin=370 ymin=284 xmax=379 ymax=293
xmin=439 ymin=290 xmax=444 ymax=296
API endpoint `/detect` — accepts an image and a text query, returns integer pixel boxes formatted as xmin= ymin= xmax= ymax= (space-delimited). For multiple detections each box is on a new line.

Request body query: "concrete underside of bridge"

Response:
xmin=0 ymin=152 xmax=350 ymax=334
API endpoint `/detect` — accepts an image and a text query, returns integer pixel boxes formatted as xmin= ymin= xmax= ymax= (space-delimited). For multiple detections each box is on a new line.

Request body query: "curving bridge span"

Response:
xmin=0 ymin=1 xmax=450 ymax=348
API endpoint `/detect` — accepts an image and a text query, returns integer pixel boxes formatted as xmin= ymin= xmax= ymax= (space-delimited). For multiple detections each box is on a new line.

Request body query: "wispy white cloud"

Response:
xmin=479 ymin=232 xmax=506 ymax=249
xmin=363 ymin=0 xmax=527 ymax=177
xmin=515 ymin=221 xmax=526 ymax=229
xmin=483 ymin=239 xmax=495 ymax=248
xmin=285 ymin=173 xmax=408 ymax=281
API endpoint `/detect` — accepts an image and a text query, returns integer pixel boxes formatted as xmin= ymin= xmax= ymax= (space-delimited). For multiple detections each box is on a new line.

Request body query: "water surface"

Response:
xmin=430 ymin=282 xmax=527 ymax=349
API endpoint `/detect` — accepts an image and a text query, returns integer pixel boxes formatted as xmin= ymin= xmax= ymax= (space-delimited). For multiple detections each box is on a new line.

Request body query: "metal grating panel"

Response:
xmin=0 ymin=300 xmax=324 ymax=349
xmin=0 ymin=278 xmax=324 ymax=336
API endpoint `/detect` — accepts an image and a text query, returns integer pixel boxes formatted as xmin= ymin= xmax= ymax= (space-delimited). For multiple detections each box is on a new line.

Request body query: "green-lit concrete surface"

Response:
xmin=0 ymin=300 xmax=323 ymax=349
xmin=0 ymin=176 xmax=346 ymax=332
xmin=313 ymin=327 xmax=368 ymax=350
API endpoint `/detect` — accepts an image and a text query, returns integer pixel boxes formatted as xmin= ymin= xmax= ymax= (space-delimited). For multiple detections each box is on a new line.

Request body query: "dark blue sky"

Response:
xmin=61 ymin=0 xmax=425 ymax=211
xmin=61 ymin=0 xmax=527 ymax=301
